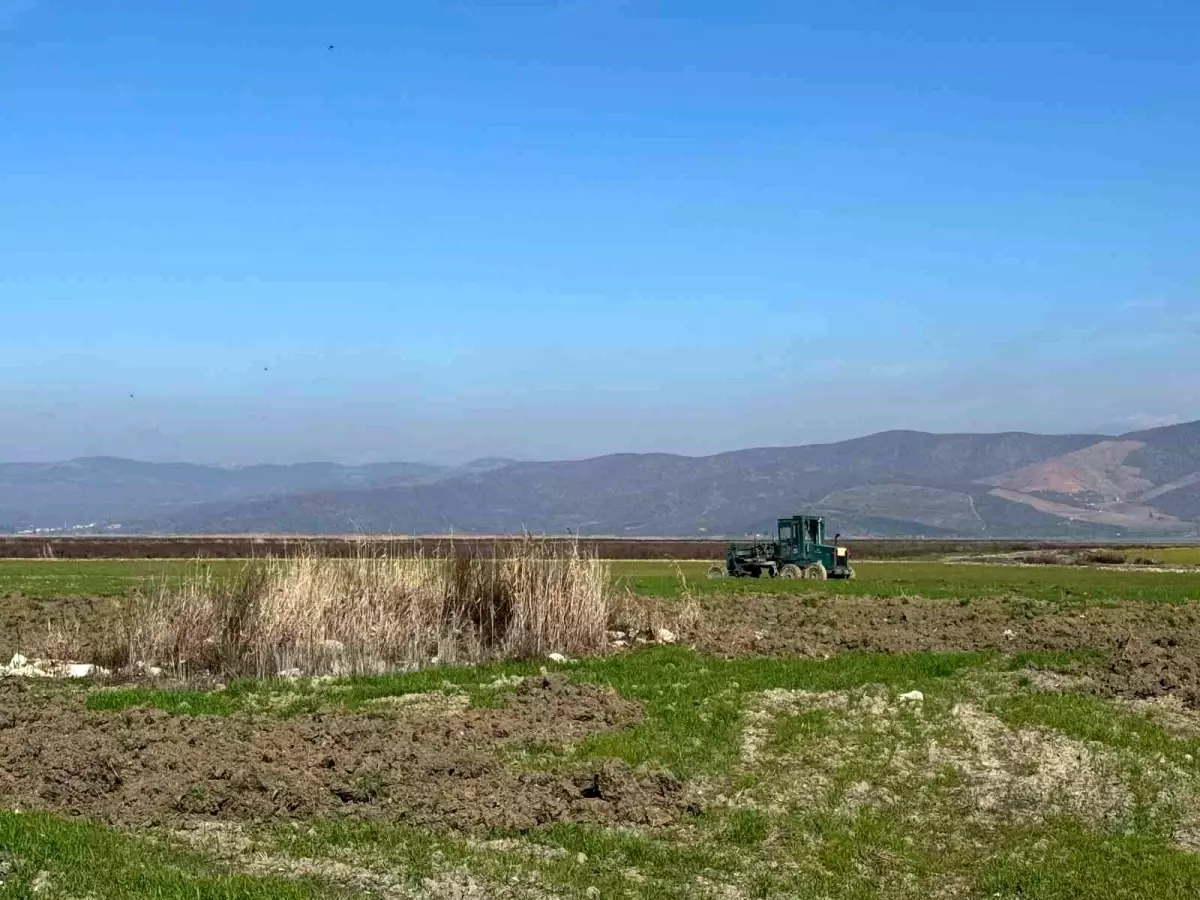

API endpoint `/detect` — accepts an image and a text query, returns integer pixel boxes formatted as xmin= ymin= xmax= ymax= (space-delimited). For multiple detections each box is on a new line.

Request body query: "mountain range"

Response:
xmin=2 ymin=421 xmax=1199 ymax=538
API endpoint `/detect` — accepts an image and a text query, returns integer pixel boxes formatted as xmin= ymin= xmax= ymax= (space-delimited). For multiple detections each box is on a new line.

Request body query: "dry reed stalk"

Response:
xmin=117 ymin=539 xmax=610 ymax=678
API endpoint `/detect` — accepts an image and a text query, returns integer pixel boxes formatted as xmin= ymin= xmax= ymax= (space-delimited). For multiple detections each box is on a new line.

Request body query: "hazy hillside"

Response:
xmin=1152 ymin=481 xmax=1200 ymax=521
xmin=4 ymin=424 xmax=1198 ymax=538
xmin=1124 ymin=421 xmax=1200 ymax=484
xmin=0 ymin=458 xmax=447 ymax=528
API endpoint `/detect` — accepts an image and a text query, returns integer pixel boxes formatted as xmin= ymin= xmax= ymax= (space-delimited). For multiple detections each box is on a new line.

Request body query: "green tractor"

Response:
xmin=708 ymin=515 xmax=854 ymax=581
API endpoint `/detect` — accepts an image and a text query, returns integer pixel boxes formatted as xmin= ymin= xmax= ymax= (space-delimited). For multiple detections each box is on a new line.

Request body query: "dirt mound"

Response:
xmin=0 ymin=676 xmax=683 ymax=830
xmin=1088 ymin=636 xmax=1200 ymax=707
xmin=687 ymin=594 xmax=1200 ymax=659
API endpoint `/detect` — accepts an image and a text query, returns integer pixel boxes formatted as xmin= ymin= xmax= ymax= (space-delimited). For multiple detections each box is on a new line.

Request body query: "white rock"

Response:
xmin=611 ymin=639 xmax=629 ymax=649
xmin=148 ymin=666 xmax=165 ymax=677
xmin=655 ymin=628 xmax=677 ymax=644
xmin=1 ymin=654 xmax=50 ymax=678
xmin=547 ymin=653 xmax=568 ymax=664
xmin=898 ymin=690 xmax=924 ymax=703
xmin=66 ymin=663 xmax=104 ymax=679
xmin=278 ymin=667 xmax=304 ymax=678
xmin=1003 ymin=628 xmax=1015 ymax=640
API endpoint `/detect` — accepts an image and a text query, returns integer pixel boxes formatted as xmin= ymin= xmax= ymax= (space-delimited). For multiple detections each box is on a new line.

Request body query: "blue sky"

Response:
xmin=2 ymin=0 xmax=1198 ymax=464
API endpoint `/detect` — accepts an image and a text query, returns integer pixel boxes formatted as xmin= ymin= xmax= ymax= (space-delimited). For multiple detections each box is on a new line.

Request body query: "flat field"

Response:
xmin=4 ymin=557 xmax=1200 ymax=898
xmin=612 ymin=559 xmax=1200 ymax=603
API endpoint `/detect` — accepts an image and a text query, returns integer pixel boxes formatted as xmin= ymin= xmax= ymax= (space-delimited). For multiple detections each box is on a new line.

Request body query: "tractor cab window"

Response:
xmin=779 ymin=524 xmax=792 ymax=542
xmin=806 ymin=519 xmax=820 ymax=544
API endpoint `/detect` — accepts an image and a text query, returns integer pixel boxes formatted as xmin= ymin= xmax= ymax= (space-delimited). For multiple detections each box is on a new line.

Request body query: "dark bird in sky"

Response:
xmin=128 ymin=393 xmax=134 ymax=399
xmin=328 ymin=44 xmax=334 ymax=50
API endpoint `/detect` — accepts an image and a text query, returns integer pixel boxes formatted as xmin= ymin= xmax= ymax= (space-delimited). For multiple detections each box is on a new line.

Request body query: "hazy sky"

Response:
xmin=2 ymin=1 xmax=1198 ymax=465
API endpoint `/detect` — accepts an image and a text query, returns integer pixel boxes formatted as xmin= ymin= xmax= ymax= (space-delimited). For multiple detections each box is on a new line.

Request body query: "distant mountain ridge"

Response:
xmin=0 ymin=457 xmax=451 ymax=531
xmin=3 ymin=422 xmax=1199 ymax=538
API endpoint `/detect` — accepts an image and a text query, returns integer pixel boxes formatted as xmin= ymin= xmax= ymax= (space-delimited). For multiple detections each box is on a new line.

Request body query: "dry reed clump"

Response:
xmin=115 ymin=540 xmax=610 ymax=678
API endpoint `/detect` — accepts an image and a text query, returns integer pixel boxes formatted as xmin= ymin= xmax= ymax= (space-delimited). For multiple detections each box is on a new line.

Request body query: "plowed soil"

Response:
xmin=686 ymin=594 xmax=1200 ymax=706
xmin=0 ymin=675 xmax=683 ymax=831
xmin=0 ymin=594 xmax=118 ymax=660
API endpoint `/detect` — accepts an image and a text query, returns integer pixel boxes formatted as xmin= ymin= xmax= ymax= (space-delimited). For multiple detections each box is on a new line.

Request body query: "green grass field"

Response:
xmin=3 ymin=557 xmax=1200 ymax=605
xmin=1124 ymin=546 xmax=1200 ymax=566
xmin=611 ymin=559 xmax=1200 ymax=604
xmin=0 ymin=559 xmax=248 ymax=598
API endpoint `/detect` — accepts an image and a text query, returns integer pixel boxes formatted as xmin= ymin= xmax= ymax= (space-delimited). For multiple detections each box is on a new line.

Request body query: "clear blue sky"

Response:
xmin=2 ymin=0 xmax=1197 ymax=464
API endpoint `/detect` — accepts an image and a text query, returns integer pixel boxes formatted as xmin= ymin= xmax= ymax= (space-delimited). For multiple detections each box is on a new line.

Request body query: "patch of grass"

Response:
xmin=722 ymin=808 xmax=772 ymax=846
xmin=531 ymin=823 xmax=742 ymax=891
xmin=978 ymin=823 xmax=1200 ymax=898
xmin=568 ymin=647 xmax=989 ymax=776
xmin=86 ymin=661 xmax=551 ymax=716
xmin=1002 ymin=648 xmax=1103 ymax=671
xmin=259 ymin=819 xmax=463 ymax=885
xmin=781 ymin=806 xmax=955 ymax=898
xmin=769 ymin=708 xmax=835 ymax=754
xmin=89 ymin=683 xmax=252 ymax=716
xmin=0 ymin=812 xmax=337 ymax=899
xmin=990 ymin=690 xmax=1200 ymax=772
xmin=255 ymin=817 xmax=749 ymax=900
xmin=1127 ymin=547 xmax=1200 ymax=567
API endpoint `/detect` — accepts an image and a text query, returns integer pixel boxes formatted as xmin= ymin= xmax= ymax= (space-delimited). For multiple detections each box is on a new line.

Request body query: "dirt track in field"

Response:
xmin=0 ymin=674 xmax=684 ymax=831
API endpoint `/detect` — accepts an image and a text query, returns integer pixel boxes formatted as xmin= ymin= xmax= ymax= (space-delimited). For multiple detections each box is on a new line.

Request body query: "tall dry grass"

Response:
xmin=114 ymin=539 xmax=610 ymax=678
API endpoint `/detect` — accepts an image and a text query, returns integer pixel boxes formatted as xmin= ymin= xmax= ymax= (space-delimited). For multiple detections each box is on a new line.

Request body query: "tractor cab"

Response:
xmin=777 ymin=515 xmax=823 ymax=550
xmin=776 ymin=515 xmax=854 ymax=579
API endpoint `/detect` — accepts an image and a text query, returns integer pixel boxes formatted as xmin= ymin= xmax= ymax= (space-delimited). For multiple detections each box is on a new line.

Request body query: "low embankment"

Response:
xmin=1 ymin=535 xmax=1191 ymax=560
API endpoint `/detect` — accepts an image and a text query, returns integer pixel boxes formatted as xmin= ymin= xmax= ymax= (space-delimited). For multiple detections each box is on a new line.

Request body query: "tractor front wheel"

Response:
xmin=779 ymin=563 xmax=802 ymax=580
xmin=805 ymin=563 xmax=828 ymax=581
xmin=706 ymin=565 xmax=725 ymax=579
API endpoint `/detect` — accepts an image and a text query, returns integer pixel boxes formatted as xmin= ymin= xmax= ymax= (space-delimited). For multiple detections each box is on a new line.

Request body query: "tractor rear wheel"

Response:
xmin=706 ymin=565 xmax=725 ymax=579
xmin=779 ymin=563 xmax=802 ymax=579
xmin=805 ymin=563 xmax=828 ymax=581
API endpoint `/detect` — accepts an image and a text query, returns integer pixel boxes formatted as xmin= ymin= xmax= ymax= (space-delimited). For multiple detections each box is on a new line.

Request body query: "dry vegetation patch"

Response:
xmin=113 ymin=540 xmax=610 ymax=678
